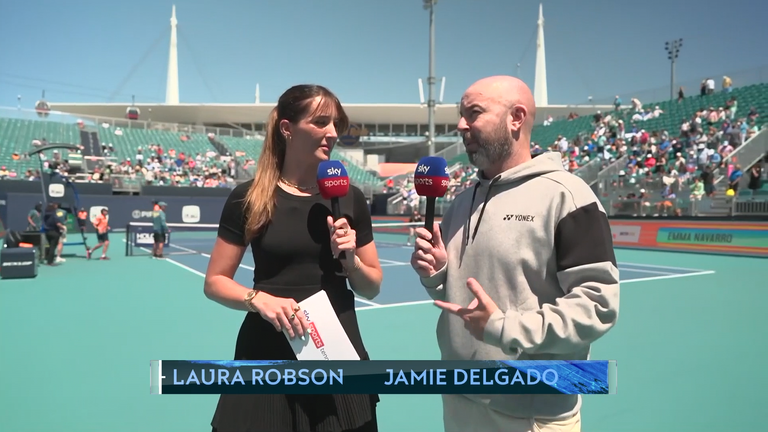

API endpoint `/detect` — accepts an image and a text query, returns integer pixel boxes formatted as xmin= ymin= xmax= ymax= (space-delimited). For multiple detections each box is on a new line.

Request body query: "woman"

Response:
xmin=204 ymin=84 xmax=383 ymax=432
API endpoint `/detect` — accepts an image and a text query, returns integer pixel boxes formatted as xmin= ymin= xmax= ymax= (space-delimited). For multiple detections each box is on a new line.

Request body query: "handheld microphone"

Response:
xmin=413 ymin=156 xmax=449 ymax=236
xmin=317 ymin=160 xmax=351 ymax=260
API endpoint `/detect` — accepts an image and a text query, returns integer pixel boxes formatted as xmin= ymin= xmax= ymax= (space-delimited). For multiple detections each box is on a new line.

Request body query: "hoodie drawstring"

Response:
xmin=465 ymin=175 xmax=500 ymax=246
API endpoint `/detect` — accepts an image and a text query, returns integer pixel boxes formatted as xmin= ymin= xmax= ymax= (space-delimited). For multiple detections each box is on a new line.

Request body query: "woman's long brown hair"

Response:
xmin=242 ymin=84 xmax=348 ymax=243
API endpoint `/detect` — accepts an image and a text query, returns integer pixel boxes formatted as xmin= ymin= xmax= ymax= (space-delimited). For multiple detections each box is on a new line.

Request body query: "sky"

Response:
xmin=0 ymin=0 xmax=766 ymax=109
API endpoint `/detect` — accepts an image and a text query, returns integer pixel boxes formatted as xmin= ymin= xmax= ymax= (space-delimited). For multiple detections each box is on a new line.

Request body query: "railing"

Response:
xmin=434 ymin=138 xmax=465 ymax=162
xmin=714 ymin=128 xmax=768 ymax=186
xmin=0 ymin=107 xmax=261 ymax=139
xmin=595 ymin=154 xmax=629 ymax=196
xmin=571 ymin=157 xmax=604 ymax=185
xmin=601 ymin=195 xmax=768 ymax=217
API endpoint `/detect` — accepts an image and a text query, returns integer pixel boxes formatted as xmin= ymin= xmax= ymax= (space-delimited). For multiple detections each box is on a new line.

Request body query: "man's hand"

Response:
xmin=410 ymin=223 xmax=447 ymax=278
xmin=434 ymin=278 xmax=499 ymax=341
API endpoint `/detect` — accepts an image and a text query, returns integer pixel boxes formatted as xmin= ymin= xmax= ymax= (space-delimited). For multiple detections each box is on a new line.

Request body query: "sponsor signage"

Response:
xmin=610 ymin=225 xmax=641 ymax=244
xmin=608 ymin=220 xmax=768 ymax=257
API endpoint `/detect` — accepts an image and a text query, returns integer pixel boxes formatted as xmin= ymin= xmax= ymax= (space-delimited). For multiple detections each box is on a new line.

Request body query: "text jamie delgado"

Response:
xmin=151 ymin=360 xmax=613 ymax=395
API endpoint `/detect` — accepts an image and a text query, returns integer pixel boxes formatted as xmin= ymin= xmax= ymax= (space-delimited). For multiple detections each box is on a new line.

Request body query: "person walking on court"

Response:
xmin=87 ymin=208 xmax=110 ymax=260
xmin=42 ymin=202 xmax=66 ymax=266
xmin=406 ymin=208 xmax=423 ymax=246
xmin=410 ymin=76 xmax=620 ymax=432
xmin=203 ymin=84 xmax=383 ymax=432
xmin=152 ymin=202 xmax=168 ymax=259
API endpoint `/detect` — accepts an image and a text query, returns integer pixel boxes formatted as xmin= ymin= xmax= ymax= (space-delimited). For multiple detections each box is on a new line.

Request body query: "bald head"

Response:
xmin=458 ymin=76 xmax=537 ymax=176
xmin=463 ymin=75 xmax=537 ymax=134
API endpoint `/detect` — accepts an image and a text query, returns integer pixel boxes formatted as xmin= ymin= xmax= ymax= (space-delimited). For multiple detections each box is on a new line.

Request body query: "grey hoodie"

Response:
xmin=421 ymin=151 xmax=620 ymax=420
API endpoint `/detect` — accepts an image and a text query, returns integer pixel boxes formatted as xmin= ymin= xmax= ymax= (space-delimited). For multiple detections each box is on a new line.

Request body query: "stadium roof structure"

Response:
xmin=47 ymin=5 xmax=613 ymax=129
xmin=46 ymin=102 xmax=612 ymax=126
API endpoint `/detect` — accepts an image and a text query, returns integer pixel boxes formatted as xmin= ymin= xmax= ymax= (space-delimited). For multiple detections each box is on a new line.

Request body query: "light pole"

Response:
xmin=664 ymin=38 xmax=682 ymax=100
xmin=423 ymin=0 xmax=437 ymax=156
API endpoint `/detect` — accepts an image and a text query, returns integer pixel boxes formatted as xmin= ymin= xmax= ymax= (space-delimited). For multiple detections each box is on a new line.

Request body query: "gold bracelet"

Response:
xmin=244 ymin=289 xmax=260 ymax=313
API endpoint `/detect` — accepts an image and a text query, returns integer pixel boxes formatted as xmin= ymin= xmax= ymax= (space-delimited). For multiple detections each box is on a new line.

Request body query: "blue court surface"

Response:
xmin=11 ymin=225 xmax=767 ymax=432
xmin=157 ymin=238 xmax=716 ymax=311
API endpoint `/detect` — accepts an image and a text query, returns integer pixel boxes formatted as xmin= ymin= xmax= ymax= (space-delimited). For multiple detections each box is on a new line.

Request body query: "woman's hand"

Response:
xmin=251 ymin=292 xmax=309 ymax=340
xmin=327 ymin=216 xmax=356 ymax=262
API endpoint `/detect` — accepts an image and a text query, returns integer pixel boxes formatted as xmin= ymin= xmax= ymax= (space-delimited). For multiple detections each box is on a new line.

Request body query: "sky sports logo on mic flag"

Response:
xmin=414 ymin=156 xmax=449 ymax=197
xmin=317 ymin=161 xmax=350 ymax=200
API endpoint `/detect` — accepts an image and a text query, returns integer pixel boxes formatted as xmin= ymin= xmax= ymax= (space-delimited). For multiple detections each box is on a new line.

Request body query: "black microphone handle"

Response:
xmin=331 ymin=197 xmax=346 ymax=261
xmin=425 ymin=196 xmax=436 ymax=237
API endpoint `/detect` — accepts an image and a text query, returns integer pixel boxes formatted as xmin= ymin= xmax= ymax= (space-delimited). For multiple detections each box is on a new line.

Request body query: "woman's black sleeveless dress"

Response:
xmin=211 ymin=181 xmax=379 ymax=432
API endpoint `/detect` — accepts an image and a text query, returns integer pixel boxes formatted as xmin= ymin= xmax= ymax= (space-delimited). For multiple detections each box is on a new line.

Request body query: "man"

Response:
xmin=87 ymin=208 xmax=110 ymax=260
xmin=54 ymin=205 xmax=68 ymax=263
xmin=411 ymin=76 xmax=620 ymax=432
xmin=27 ymin=203 xmax=42 ymax=232
xmin=152 ymin=201 xmax=168 ymax=259
xmin=42 ymin=202 xmax=66 ymax=266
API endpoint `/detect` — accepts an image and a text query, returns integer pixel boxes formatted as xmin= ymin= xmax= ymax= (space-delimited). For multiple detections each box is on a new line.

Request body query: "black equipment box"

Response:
xmin=0 ymin=247 xmax=39 ymax=280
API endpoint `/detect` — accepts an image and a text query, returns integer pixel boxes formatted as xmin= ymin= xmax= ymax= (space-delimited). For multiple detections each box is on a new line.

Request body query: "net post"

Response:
xmin=125 ymin=223 xmax=129 ymax=256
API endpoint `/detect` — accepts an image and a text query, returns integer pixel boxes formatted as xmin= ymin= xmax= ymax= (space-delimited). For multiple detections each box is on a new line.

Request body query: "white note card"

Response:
xmin=285 ymin=290 xmax=360 ymax=361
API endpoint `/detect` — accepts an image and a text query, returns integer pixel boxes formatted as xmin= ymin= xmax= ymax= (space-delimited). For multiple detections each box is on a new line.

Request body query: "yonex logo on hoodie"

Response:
xmin=503 ymin=214 xmax=535 ymax=222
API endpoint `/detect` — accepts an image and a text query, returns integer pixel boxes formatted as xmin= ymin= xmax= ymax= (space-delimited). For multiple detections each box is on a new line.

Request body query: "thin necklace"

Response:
xmin=279 ymin=177 xmax=317 ymax=192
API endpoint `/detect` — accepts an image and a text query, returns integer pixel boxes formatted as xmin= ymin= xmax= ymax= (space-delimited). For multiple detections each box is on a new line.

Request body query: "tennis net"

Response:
xmin=124 ymin=221 xmax=423 ymax=257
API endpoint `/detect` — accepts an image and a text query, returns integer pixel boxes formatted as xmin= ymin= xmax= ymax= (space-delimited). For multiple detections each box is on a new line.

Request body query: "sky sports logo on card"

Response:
xmin=307 ymin=323 xmax=324 ymax=349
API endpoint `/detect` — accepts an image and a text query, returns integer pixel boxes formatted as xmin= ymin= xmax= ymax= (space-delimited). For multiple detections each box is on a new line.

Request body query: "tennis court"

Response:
xmin=1 ymin=222 xmax=765 ymax=432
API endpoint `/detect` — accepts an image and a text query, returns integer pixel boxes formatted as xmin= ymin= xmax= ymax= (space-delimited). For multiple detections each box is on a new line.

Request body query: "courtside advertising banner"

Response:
xmin=609 ymin=219 xmax=768 ymax=257
xmin=149 ymin=360 xmax=617 ymax=395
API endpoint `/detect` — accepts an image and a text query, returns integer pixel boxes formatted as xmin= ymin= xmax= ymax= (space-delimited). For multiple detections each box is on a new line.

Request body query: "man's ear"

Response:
xmin=508 ymin=104 xmax=528 ymax=133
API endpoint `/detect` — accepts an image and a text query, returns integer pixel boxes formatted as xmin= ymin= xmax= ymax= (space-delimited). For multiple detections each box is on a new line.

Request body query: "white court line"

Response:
xmin=126 ymin=240 xmax=714 ymax=312
xmin=168 ymin=242 xmax=255 ymax=271
xmin=617 ymin=262 xmax=708 ymax=273
xmin=354 ymin=270 xmax=716 ymax=311
xmin=130 ymin=240 xmax=382 ymax=307
xmin=620 ymin=268 xmax=675 ymax=275
xmin=122 ymin=239 xmax=207 ymax=277
xmin=380 ymin=258 xmax=409 ymax=265
xmin=354 ymin=297 xmax=380 ymax=307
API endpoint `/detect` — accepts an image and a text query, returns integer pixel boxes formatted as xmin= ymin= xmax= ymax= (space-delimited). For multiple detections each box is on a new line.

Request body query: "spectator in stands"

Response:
xmin=722 ymin=76 xmax=732 ymax=92
xmin=728 ymin=164 xmax=743 ymax=194
xmin=706 ymin=78 xmax=715 ymax=95
xmin=614 ymin=95 xmax=622 ymax=111
xmin=748 ymin=162 xmax=763 ymax=196
xmin=727 ymin=97 xmax=738 ymax=120
xmin=678 ymin=86 xmax=685 ymax=101
xmin=748 ymin=106 xmax=759 ymax=121
xmin=690 ymin=178 xmax=705 ymax=200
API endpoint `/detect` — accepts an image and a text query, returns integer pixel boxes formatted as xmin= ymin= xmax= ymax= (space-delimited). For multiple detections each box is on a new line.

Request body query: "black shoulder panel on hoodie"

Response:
xmin=554 ymin=202 xmax=617 ymax=272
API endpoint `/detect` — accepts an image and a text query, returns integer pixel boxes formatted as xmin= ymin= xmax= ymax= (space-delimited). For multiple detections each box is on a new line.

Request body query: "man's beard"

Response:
xmin=464 ymin=120 xmax=512 ymax=172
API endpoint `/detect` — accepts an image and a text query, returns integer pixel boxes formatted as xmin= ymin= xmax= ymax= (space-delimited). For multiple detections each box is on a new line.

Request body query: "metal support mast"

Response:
xmin=664 ymin=38 xmax=682 ymax=100
xmin=423 ymin=0 xmax=437 ymax=156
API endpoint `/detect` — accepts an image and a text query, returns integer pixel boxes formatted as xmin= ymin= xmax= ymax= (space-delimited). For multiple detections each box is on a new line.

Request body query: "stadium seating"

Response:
xmin=0 ymin=117 xmax=80 ymax=177
xmin=219 ymin=135 xmax=380 ymax=185
xmin=446 ymin=83 xmax=767 ymax=184
xmin=0 ymin=116 xmax=379 ymax=187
